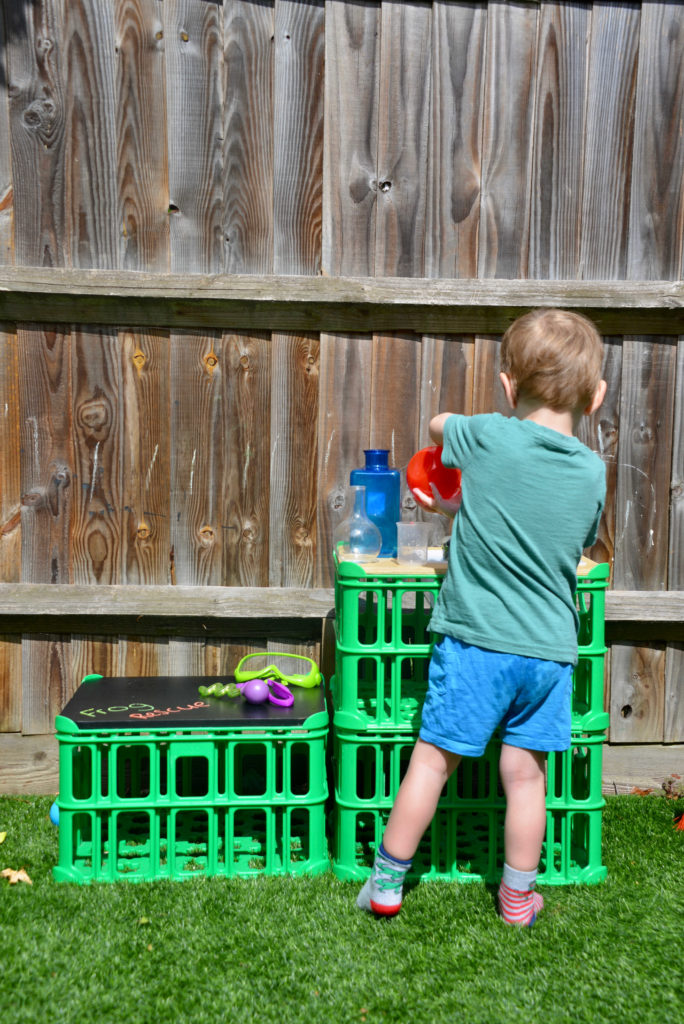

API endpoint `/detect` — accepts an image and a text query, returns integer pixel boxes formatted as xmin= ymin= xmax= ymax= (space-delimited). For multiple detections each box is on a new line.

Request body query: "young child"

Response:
xmin=357 ymin=308 xmax=607 ymax=927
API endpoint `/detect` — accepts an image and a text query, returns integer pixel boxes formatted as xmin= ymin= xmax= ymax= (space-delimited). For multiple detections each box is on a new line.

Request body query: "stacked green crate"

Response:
xmin=53 ymin=687 xmax=329 ymax=884
xmin=331 ymin=556 xmax=609 ymax=885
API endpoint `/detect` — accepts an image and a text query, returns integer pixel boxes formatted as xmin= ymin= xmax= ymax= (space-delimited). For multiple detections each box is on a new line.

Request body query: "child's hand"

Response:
xmin=413 ymin=484 xmax=462 ymax=518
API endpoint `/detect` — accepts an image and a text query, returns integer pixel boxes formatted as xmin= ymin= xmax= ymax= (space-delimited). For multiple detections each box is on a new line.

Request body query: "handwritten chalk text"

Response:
xmin=129 ymin=701 xmax=210 ymax=720
xmin=79 ymin=703 xmax=155 ymax=718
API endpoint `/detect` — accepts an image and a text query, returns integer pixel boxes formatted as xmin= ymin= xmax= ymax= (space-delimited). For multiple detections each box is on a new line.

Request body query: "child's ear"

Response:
xmin=499 ymin=372 xmax=517 ymax=409
xmin=585 ymin=379 xmax=607 ymax=416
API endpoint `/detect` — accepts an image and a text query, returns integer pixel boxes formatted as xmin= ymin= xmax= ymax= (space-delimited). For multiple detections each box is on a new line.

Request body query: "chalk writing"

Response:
xmin=79 ymin=703 xmax=155 ymax=718
xmin=129 ymin=701 xmax=210 ymax=720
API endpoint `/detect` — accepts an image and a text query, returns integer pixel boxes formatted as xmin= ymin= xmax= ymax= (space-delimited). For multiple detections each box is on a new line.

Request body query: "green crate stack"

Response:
xmin=331 ymin=556 xmax=610 ymax=886
xmin=53 ymin=712 xmax=329 ymax=884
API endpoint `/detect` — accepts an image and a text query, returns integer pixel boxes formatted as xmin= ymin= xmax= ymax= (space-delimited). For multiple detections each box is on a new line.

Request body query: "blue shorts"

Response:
xmin=419 ymin=636 xmax=573 ymax=757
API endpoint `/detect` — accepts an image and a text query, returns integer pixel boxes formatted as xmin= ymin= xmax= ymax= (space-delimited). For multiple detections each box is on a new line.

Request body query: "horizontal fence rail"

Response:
xmin=2 ymin=269 xmax=684 ymax=335
xmin=0 ymin=582 xmax=683 ymax=625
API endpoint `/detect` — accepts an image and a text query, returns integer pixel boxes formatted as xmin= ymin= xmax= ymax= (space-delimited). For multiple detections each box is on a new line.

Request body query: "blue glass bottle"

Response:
xmin=350 ymin=449 xmax=401 ymax=557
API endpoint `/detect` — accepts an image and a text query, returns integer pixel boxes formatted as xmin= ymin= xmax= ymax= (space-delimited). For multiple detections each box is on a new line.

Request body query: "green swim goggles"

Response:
xmin=234 ymin=653 xmax=322 ymax=689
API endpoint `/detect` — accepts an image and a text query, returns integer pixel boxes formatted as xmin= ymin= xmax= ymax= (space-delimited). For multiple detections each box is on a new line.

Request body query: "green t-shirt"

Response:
xmin=430 ymin=413 xmax=606 ymax=665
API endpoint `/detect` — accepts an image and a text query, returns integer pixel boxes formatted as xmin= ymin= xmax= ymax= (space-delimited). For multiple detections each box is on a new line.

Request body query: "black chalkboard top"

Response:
xmin=56 ymin=675 xmax=328 ymax=733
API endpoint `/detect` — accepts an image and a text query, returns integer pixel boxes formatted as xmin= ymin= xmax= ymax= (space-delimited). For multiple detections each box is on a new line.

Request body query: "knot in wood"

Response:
xmin=78 ymin=396 xmax=111 ymax=438
xmin=22 ymin=97 xmax=56 ymax=138
xmin=137 ymin=523 xmax=151 ymax=540
xmin=328 ymin=489 xmax=346 ymax=512
xmin=241 ymin=524 xmax=256 ymax=542
xmin=53 ymin=466 xmax=70 ymax=487
xmin=239 ymin=355 xmax=250 ymax=370
xmin=633 ymin=423 xmax=653 ymax=444
xmin=293 ymin=525 xmax=311 ymax=547
xmin=180 ymin=30 xmax=189 ymax=42
xmin=21 ymin=489 xmax=46 ymax=509
xmin=199 ymin=525 xmax=215 ymax=545
xmin=132 ymin=348 xmax=146 ymax=372
xmin=204 ymin=352 xmax=219 ymax=372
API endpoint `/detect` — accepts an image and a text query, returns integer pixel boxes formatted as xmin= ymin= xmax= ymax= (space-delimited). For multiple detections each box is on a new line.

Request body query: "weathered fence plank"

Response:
xmin=610 ymin=641 xmax=665 ymax=745
xmin=579 ymin=2 xmax=640 ymax=278
xmin=121 ymin=328 xmax=170 ymax=587
xmin=268 ymin=332 xmax=320 ymax=586
xmin=273 ymin=0 xmax=324 ymax=275
xmin=322 ymin=0 xmax=380 ymax=277
xmin=478 ymin=0 xmax=538 ymax=277
xmin=5 ymin=0 xmax=67 ymax=268
xmin=665 ymin=337 xmax=684 ymax=742
xmin=223 ymin=0 xmax=274 ymax=274
xmin=0 ymin=325 xmax=21 ymax=585
xmin=528 ymin=2 xmax=589 ymax=278
xmin=119 ymin=328 xmax=170 ymax=677
xmin=116 ymin=0 xmax=170 ymax=272
xmin=425 ymin=0 xmax=485 ymax=279
xmin=222 ymin=331 xmax=272 ymax=587
xmin=63 ymin=0 xmax=118 ymax=269
xmin=164 ymin=0 xmax=224 ymax=274
xmin=18 ymin=324 xmax=73 ymax=734
xmin=471 ymin=335 xmax=509 ymax=417
xmin=627 ymin=1 xmax=684 ymax=281
xmin=169 ymin=330 xmax=224 ymax=587
xmin=418 ymin=334 xmax=475 ymax=443
xmin=375 ymin=0 xmax=431 ymax=277
xmin=611 ymin=336 xmax=677 ymax=743
xmin=614 ymin=339 xmax=676 ymax=591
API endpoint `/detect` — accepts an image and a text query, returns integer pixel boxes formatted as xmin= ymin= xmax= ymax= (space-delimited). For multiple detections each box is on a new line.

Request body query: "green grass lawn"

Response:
xmin=0 ymin=795 xmax=682 ymax=1024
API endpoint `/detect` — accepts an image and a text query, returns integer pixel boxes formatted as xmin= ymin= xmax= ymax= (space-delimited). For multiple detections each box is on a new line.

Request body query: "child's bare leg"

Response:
xmin=499 ymin=744 xmax=547 ymax=869
xmin=498 ymin=743 xmax=547 ymax=925
xmin=383 ymin=739 xmax=461 ymax=859
xmin=357 ymin=739 xmax=460 ymax=915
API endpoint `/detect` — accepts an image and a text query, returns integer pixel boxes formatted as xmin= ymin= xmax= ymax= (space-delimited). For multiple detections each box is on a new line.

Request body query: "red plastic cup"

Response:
xmin=407 ymin=445 xmax=462 ymax=511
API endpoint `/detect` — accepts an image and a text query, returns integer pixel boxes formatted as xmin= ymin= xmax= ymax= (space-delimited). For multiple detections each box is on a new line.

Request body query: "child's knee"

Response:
xmin=499 ymin=744 xmax=546 ymax=788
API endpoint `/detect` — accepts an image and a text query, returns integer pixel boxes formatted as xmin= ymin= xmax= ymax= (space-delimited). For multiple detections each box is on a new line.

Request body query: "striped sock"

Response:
xmin=498 ymin=864 xmax=544 ymax=927
xmin=356 ymin=843 xmax=412 ymax=917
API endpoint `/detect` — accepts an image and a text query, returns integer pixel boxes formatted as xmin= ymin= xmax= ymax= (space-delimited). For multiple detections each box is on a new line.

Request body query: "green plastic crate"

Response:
xmin=334 ymin=558 xmax=439 ymax=657
xmin=333 ymin=728 xmax=605 ymax=810
xmin=333 ymin=559 xmax=609 ymax=732
xmin=54 ymin=714 xmax=329 ymax=883
xmin=57 ymin=802 xmax=328 ymax=883
xmin=332 ymin=801 xmax=605 ymax=886
xmin=332 ymin=729 xmax=606 ymax=884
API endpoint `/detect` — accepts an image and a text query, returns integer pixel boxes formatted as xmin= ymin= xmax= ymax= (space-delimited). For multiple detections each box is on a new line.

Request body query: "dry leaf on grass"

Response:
xmin=1 ymin=867 xmax=33 ymax=885
xmin=0 ymin=832 xmax=6 ymax=844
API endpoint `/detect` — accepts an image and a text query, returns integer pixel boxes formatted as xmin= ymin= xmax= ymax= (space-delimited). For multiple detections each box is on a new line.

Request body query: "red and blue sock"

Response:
xmin=498 ymin=864 xmax=544 ymax=926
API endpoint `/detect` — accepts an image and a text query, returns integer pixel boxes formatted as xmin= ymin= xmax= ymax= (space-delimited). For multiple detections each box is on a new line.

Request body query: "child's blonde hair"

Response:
xmin=500 ymin=308 xmax=604 ymax=411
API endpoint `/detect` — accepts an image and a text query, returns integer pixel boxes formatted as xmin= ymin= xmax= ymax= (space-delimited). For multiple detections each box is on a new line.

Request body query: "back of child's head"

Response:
xmin=500 ymin=308 xmax=604 ymax=411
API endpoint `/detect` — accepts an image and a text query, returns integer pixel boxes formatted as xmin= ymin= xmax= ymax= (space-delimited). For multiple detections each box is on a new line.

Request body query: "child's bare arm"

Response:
xmin=428 ymin=413 xmax=451 ymax=445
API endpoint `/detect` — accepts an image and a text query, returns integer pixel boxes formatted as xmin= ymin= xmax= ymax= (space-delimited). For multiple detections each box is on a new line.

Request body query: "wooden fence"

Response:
xmin=0 ymin=0 xmax=682 ymax=792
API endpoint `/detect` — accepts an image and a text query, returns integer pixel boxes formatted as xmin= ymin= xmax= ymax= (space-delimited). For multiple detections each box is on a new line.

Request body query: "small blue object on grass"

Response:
xmin=49 ymin=801 xmax=59 ymax=826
